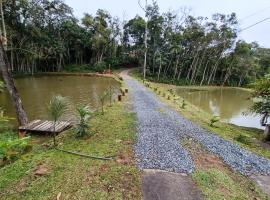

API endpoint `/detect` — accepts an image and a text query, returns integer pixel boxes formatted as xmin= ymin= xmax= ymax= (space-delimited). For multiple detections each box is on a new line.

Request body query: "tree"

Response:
xmin=250 ymin=75 xmax=270 ymax=140
xmin=0 ymin=0 xmax=28 ymax=126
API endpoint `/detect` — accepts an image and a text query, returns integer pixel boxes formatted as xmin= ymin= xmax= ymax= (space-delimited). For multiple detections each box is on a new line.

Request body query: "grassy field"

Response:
xmin=0 ymin=101 xmax=141 ymax=199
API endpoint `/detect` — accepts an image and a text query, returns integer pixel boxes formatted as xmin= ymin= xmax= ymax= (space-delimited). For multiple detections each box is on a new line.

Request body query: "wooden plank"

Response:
xmin=19 ymin=120 xmax=41 ymax=130
xmin=18 ymin=120 xmax=72 ymax=134
xmin=33 ymin=121 xmax=50 ymax=131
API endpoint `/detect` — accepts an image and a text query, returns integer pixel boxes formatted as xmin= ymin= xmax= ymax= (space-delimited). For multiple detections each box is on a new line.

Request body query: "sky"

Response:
xmin=65 ymin=0 xmax=270 ymax=48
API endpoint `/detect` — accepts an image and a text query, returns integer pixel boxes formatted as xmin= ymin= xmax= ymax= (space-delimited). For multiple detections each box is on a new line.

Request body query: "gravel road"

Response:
xmin=123 ymin=72 xmax=270 ymax=176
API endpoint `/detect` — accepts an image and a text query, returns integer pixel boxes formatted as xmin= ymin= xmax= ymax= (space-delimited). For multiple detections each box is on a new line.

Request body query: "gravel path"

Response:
xmin=123 ymin=72 xmax=270 ymax=176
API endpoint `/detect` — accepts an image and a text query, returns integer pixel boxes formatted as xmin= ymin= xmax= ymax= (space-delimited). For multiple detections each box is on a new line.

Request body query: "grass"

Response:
xmin=182 ymin=138 xmax=269 ymax=200
xmin=130 ymin=69 xmax=270 ymax=159
xmin=192 ymin=169 xmax=267 ymax=200
xmin=0 ymin=102 xmax=141 ymax=199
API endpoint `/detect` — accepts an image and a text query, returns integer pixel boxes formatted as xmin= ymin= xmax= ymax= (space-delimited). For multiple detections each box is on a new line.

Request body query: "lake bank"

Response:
xmin=129 ymin=70 xmax=270 ymax=160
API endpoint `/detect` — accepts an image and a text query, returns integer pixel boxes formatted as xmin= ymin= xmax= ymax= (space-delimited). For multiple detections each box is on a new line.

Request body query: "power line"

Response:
xmin=240 ymin=16 xmax=270 ymax=32
xmin=239 ymin=6 xmax=270 ymax=22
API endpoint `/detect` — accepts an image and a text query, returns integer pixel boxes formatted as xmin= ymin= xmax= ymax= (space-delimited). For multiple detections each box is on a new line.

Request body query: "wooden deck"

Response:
xmin=19 ymin=120 xmax=72 ymax=134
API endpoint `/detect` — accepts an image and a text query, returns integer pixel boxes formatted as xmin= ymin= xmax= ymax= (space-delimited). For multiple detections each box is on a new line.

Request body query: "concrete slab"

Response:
xmin=142 ymin=170 xmax=203 ymax=200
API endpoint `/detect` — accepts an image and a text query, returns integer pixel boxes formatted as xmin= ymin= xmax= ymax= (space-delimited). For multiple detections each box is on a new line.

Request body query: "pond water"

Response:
xmin=0 ymin=75 xmax=120 ymax=124
xmin=176 ymin=87 xmax=263 ymax=129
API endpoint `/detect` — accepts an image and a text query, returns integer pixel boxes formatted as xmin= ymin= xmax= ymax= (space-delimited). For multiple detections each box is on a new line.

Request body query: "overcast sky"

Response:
xmin=65 ymin=0 xmax=270 ymax=48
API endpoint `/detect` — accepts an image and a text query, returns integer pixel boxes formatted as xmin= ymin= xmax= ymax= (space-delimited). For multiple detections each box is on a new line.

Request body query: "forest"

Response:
xmin=2 ymin=0 xmax=270 ymax=86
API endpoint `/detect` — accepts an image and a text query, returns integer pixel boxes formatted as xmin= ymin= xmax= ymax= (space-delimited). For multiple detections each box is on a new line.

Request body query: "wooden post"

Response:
xmin=118 ymin=95 xmax=122 ymax=102
xmin=18 ymin=130 xmax=26 ymax=138
xmin=265 ymin=125 xmax=270 ymax=141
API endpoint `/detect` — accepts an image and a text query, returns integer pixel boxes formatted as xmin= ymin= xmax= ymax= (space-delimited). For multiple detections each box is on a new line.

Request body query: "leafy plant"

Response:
xmin=181 ymin=100 xmax=187 ymax=109
xmin=108 ymin=85 xmax=115 ymax=107
xmin=234 ymin=134 xmax=251 ymax=145
xmin=74 ymin=105 xmax=91 ymax=137
xmin=210 ymin=116 xmax=220 ymax=127
xmin=48 ymin=96 xmax=68 ymax=146
xmin=249 ymin=75 xmax=270 ymax=140
xmin=99 ymin=91 xmax=109 ymax=114
xmin=93 ymin=61 xmax=107 ymax=73
xmin=0 ymin=137 xmax=31 ymax=162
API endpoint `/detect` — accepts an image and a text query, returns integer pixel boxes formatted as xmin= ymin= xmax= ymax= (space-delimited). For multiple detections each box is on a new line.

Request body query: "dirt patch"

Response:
xmin=182 ymin=138 xmax=227 ymax=171
xmin=116 ymin=153 xmax=131 ymax=165
xmin=142 ymin=169 xmax=203 ymax=200
xmin=33 ymin=163 xmax=49 ymax=176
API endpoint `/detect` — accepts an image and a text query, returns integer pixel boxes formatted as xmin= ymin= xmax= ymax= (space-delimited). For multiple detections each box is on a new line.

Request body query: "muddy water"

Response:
xmin=0 ymin=75 xmax=120 ymax=124
xmin=176 ymin=87 xmax=263 ymax=129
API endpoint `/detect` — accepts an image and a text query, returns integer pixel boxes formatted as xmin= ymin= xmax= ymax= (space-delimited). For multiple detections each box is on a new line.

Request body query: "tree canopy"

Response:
xmin=2 ymin=0 xmax=270 ymax=86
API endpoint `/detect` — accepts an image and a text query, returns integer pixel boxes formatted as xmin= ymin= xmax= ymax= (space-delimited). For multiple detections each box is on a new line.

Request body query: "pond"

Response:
xmin=176 ymin=87 xmax=263 ymax=129
xmin=0 ymin=75 xmax=120 ymax=125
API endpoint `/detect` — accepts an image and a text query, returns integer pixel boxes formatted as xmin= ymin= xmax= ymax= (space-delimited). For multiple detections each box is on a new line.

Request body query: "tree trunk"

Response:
xmin=0 ymin=42 xmax=28 ymax=126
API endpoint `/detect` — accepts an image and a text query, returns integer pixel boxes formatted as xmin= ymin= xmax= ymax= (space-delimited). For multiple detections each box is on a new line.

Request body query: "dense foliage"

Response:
xmin=0 ymin=112 xmax=30 ymax=164
xmin=2 ymin=0 xmax=270 ymax=86
xmin=250 ymin=75 xmax=270 ymax=126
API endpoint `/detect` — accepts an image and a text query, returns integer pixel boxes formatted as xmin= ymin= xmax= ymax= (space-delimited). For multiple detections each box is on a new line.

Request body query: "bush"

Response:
xmin=63 ymin=64 xmax=92 ymax=72
xmin=0 ymin=137 xmax=31 ymax=162
xmin=234 ymin=134 xmax=251 ymax=145
xmin=209 ymin=116 xmax=220 ymax=127
xmin=93 ymin=61 xmax=107 ymax=73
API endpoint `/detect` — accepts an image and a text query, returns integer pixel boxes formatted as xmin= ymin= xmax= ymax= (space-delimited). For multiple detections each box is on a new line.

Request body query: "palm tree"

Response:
xmin=74 ymin=105 xmax=91 ymax=137
xmin=48 ymin=96 xmax=68 ymax=146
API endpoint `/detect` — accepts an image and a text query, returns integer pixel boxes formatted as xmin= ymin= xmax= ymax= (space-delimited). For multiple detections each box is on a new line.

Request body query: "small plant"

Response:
xmin=167 ymin=96 xmax=171 ymax=100
xmin=173 ymin=96 xmax=180 ymax=104
xmin=74 ymin=105 xmax=91 ymax=137
xmin=234 ymin=134 xmax=251 ymax=145
xmin=181 ymin=100 xmax=187 ymax=109
xmin=154 ymin=87 xmax=158 ymax=92
xmin=209 ymin=116 xmax=220 ymax=127
xmin=99 ymin=91 xmax=109 ymax=114
xmin=163 ymin=93 xmax=166 ymax=97
xmin=48 ymin=95 xmax=68 ymax=146
xmin=168 ymin=89 xmax=174 ymax=94
xmin=0 ymin=137 xmax=31 ymax=162
xmin=108 ymin=86 xmax=115 ymax=107
xmin=158 ymin=91 xmax=161 ymax=95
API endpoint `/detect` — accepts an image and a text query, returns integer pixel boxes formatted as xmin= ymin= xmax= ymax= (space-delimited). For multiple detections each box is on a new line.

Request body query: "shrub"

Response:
xmin=234 ymin=134 xmax=251 ymax=145
xmin=210 ymin=116 xmax=220 ymax=127
xmin=93 ymin=61 xmax=107 ymax=73
xmin=0 ymin=137 xmax=31 ymax=162
xmin=63 ymin=64 xmax=92 ymax=73
xmin=181 ymin=100 xmax=187 ymax=109
xmin=74 ymin=105 xmax=91 ymax=137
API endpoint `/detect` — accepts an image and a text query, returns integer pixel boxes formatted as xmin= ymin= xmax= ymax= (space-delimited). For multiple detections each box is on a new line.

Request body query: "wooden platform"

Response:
xmin=19 ymin=120 xmax=72 ymax=134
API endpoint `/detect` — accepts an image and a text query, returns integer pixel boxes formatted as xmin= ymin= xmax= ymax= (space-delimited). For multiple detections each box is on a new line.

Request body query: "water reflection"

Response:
xmin=0 ymin=76 xmax=120 ymax=124
xmin=176 ymin=87 xmax=263 ymax=129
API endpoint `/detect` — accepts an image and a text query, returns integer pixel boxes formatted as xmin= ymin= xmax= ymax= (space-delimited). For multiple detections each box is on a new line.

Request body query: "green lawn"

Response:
xmin=0 ymin=102 xmax=141 ymax=200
